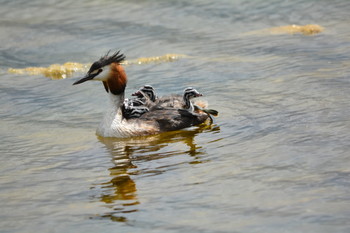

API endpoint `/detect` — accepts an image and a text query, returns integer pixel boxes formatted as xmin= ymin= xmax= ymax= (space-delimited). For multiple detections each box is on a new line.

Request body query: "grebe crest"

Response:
xmin=73 ymin=50 xmax=127 ymax=95
xmin=73 ymin=51 xmax=125 ymax=84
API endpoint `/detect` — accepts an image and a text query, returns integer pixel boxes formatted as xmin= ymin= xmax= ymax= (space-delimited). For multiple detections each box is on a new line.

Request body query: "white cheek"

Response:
xmin=93 ymin=68 xmax=110 ymax=81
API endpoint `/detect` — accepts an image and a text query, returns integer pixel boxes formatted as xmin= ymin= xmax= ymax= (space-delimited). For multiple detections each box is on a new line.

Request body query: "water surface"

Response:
xmin=1 ymin=0 xmax=350 ymax=232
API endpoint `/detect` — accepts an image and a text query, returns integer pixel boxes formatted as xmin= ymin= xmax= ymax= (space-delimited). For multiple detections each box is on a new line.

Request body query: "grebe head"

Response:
xmin=73 ymin=50 xmax=127 ymax=95
xmin=182 ymin=87 xmax=203 ymax=111
xmin=132 ymin=85 xmax=156 ymax=102
xmin=183 ymin=87 xmax=203 ymax=100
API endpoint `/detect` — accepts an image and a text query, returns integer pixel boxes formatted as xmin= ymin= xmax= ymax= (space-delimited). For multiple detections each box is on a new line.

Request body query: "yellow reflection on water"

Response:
xmin=8 ymin=62 xmax=88 ymax=80
xmin=7 ymin=54 xmax=187 ymax=79
xmin=93 ymin=124 xmax=220 ymax=222
xmin=124 ymin=53 xmax=187 ymax=65
xmin=242 ymin=24 xmax=324 ymax=36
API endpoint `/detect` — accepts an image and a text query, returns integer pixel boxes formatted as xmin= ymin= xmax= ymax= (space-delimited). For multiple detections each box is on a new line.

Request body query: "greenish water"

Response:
xmin=1 ymin=0 xmax=350 ymax=232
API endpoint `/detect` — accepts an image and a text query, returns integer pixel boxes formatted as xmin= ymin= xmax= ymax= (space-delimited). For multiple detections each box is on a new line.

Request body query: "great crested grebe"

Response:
xmin=73 ymin=51 xmax=212 ymax=138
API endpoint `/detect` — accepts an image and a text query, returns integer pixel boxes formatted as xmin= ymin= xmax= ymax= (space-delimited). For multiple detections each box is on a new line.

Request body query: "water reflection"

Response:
xmin=93 ymin=124 xmax=220 ymax=222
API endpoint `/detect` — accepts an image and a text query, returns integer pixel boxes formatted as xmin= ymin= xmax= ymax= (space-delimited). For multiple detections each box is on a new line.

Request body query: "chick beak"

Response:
xmin=131 ymin=91 xmax=142 ymax=97
xmin=72 ymin=73 xmax=95 ymax=85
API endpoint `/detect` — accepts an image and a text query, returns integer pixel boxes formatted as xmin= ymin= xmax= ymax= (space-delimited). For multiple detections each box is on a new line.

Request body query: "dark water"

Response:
xmin=1 ymin=0 xmax=350 ymax=232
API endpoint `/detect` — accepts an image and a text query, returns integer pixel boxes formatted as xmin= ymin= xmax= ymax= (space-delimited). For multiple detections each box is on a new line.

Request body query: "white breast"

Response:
xmin=96 ymin=93 xmax=158 ymax=138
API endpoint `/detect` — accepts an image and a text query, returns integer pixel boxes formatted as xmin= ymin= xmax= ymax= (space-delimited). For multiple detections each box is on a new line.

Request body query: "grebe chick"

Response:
xmin=178 ymin=87 xmax=219 ymax=123
xmin=133 ymin=86 xmax=215 ymax=116
xmin=131 ymin=85 xmax=157 ymax=107
xmin=132 ymin=85 xmax=157 ymax=102
xmin=182 ymin=87 xmax=202 ymax=112
xmin=151 ymin=87 xmax=201 ymax=111
xmin=132 ymin=86 xmax=204 ymax=112
xmin=73 ymin=50 xmax=211 ymax=138
xmin=122 ymin=99 xmax=149 ymax=119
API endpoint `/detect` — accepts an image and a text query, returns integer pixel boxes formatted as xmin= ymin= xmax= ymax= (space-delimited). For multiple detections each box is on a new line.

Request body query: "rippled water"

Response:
xmin=1 ymin=0 xmax=350 ymax=232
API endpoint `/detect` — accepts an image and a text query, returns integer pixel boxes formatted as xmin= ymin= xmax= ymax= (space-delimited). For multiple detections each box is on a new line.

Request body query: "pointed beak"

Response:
xmin=72 ymin=73 xmax=95 ymax=85
xmin=196 ymin=93 xmax=203 ymax=97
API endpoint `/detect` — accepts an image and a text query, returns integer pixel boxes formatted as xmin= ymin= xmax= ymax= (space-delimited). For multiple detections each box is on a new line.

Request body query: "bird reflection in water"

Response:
xmin=92 ymin=124 xmax=220 ymax=222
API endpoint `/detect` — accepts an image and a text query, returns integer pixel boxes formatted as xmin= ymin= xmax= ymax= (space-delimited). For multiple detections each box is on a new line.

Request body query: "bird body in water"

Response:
xmin=73 ymin=51 xmax=217 ymax=138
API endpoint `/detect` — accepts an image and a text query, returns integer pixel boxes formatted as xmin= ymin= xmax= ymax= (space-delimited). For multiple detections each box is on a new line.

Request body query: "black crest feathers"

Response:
xmin=88 ymin=50 xmax=126 ymax=73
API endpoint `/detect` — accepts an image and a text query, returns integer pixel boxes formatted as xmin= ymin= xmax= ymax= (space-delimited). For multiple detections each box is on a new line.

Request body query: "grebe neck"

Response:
xmin=183 ymin=94 xmax=194 ymax=112
xmin=108 ymin=91 xmax=124 ymax=110
xmin=96 ymin=91 xmax=125 ymax=137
